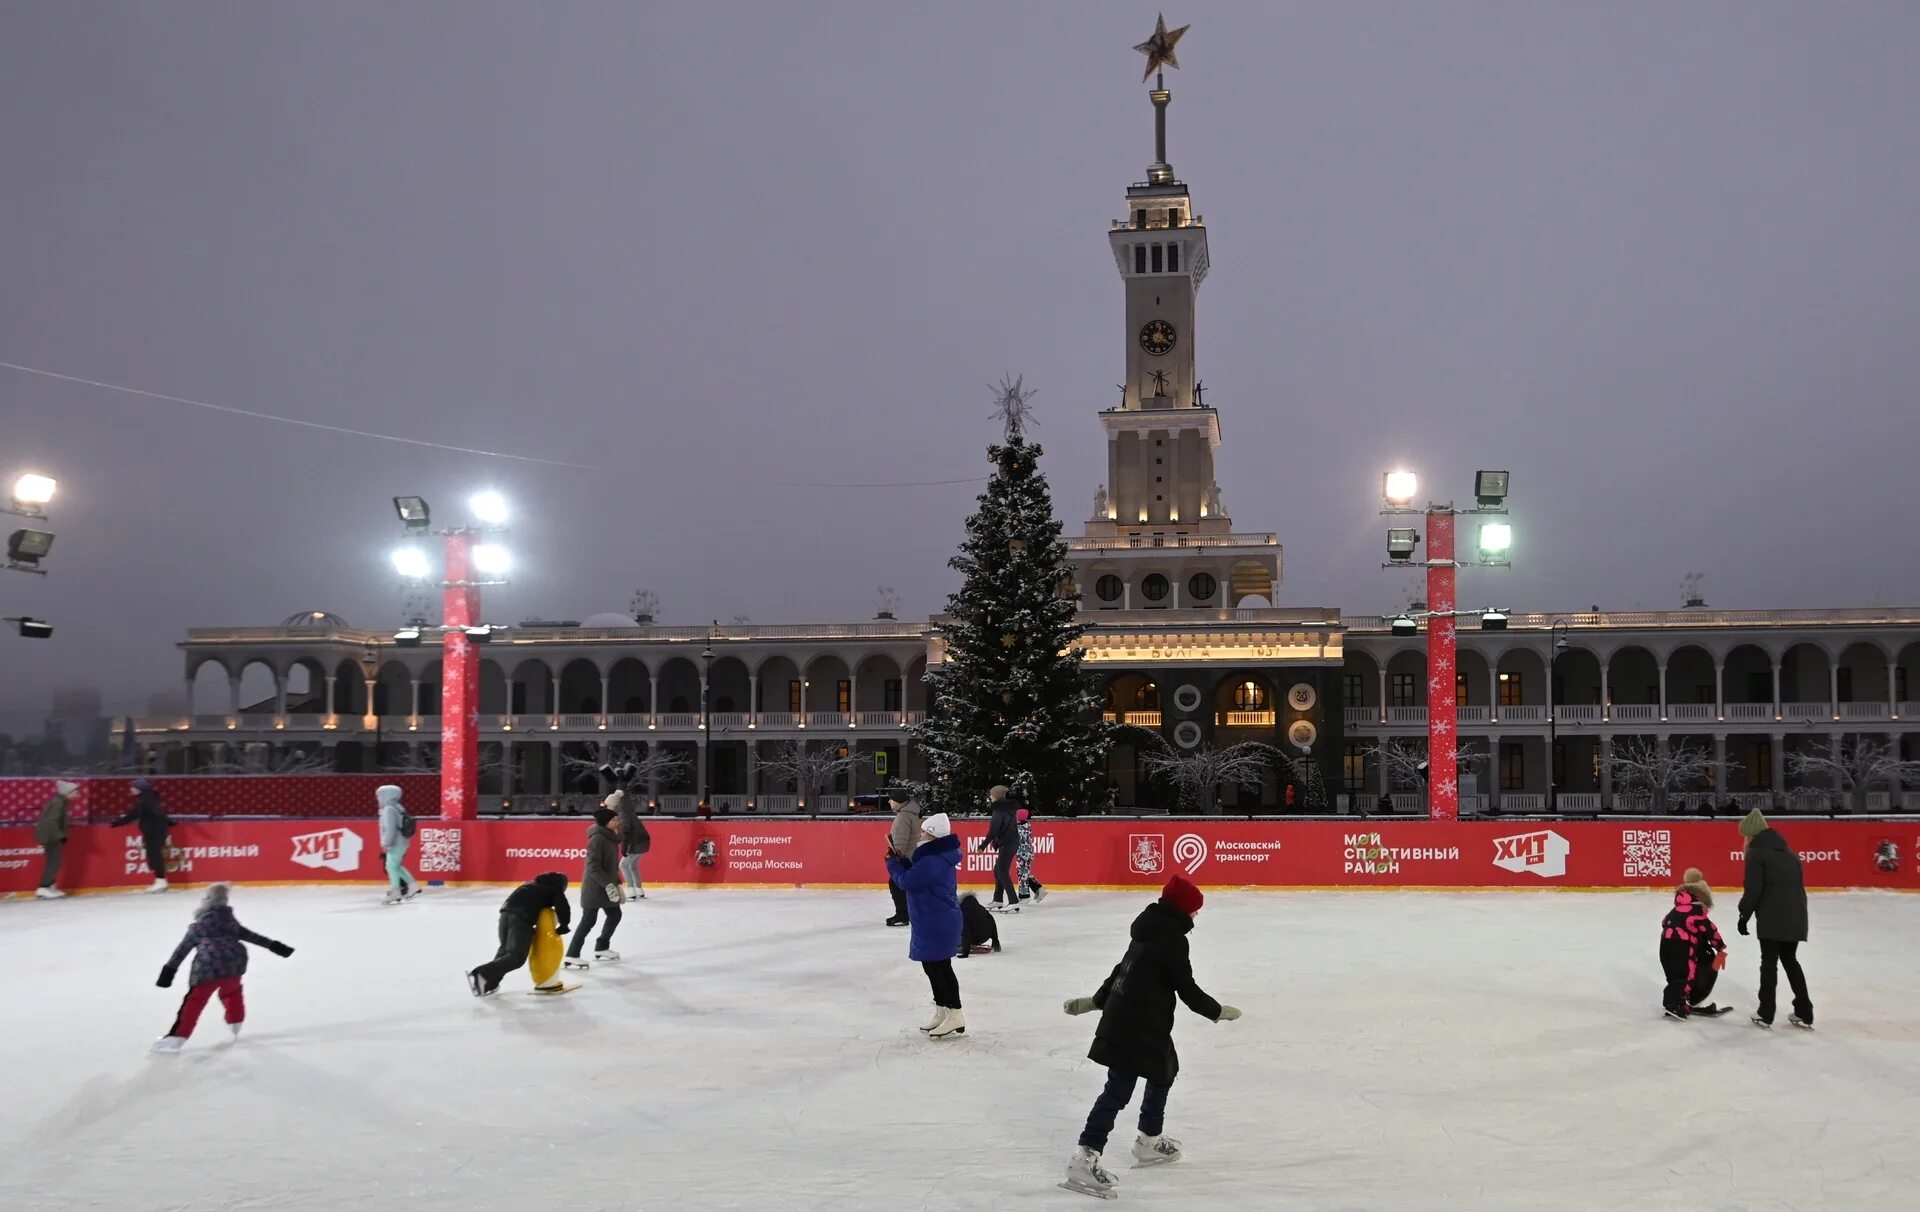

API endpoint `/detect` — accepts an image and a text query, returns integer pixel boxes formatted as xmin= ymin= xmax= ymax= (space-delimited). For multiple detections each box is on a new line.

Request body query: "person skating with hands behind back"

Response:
xmin=1060 ymin=875 xmax=1240 ymax=1200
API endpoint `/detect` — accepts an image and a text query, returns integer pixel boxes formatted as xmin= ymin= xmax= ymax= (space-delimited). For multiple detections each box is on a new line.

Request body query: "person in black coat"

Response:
xmin=1736 ymin=809 xmax=1813 ymax=1028
xmin=957 ymin=892 xmax=1001 ymax=957
xmin=975 ymin=785 xmax=1021 ymax=909
xmin=1059 ymin=876 xmax=1241 ymax=1197
xmin=111 ymin=778 xmax=176 ymax=891
xmin=468 ymin=872 xmax=571 ymax=997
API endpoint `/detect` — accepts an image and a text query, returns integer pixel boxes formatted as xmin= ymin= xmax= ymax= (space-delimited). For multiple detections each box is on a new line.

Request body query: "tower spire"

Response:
xmin=1133 ymin=15 xmax=1188 ymax=185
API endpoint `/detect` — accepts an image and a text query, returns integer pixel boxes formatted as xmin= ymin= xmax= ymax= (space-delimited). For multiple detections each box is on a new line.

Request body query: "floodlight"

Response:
xmin=1474 ymin=470 xmax=1510 ymax=507
xmin=6 ymin=616 xmax=53 ymax=639
xmin=11 ymin=473 xmax=56 ymax=510
xmin=1480 ymin=611 xmax=1509 ymax=631
xmin=1382 ymin=470 xmax=1419 ymax=507
xmin=471 ymin=544 xmax=511 ymax=577
xmin=1477 ymin=522 xmax=1513 ymax=558
xmin=393 ymin=496 xmax=431 ymax=533
xmin=8 ymin=528 xmax=54 ymax=566
xmin=469 ymin=490 xmax=509 ymax=526
xmin=1390 ymin=614 xmax=1419 ymax=637
xmin=394 ymin=626 xmax=423 ymax=648
xmin=464 ymin=625 xmax=495 ymax=644
xmin=1387 ymin=527 xmax=1420 ymax=562
xmin=391 ymin=546 xmax=432 ymax=580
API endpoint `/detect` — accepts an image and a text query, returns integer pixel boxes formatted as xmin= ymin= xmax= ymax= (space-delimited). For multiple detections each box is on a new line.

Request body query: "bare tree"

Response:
xmin=758 ymin=740 xmax=866 ymax=813
xmin=200 ymin=747 xmax=337 ymax=776
xmin=1606 ymin=736 xmax=1720 ymax=815
xmin=1362 ymin=739 xmax=1428 ymax=796
xmin=1786 ymin=735 xmax=1920 ymax=814
xmin=1142 ymin=742 xmax=1287 ymax=815
xmin=561 ymin=745 xmax=691 ymax=792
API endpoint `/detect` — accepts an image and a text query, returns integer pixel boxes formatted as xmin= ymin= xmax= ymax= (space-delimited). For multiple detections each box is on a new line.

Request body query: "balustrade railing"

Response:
xmin=1386 ymin=707 xmax=1426 ymax=725
xmin=1610 ymin=705 xmax=1659 ymax=723
xmin=1725 ymin=703 xmax=1773 ymax=721
xmin=758 ymin=794 xmax=798 ymax=813
xmin=1668 ymin=704 xmax=1715 ymax=722
xmin=1498 ymin=705 xmax=1546 ymax=723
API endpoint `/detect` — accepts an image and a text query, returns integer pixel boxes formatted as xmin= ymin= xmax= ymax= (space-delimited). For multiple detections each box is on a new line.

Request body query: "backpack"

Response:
xmin=398 ymin=810 xmax=417 ymax=839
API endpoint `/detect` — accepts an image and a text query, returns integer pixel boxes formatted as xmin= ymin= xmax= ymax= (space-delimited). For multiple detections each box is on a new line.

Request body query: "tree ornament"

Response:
xmin=1001 ymin=634 xmax=1017 ymax=647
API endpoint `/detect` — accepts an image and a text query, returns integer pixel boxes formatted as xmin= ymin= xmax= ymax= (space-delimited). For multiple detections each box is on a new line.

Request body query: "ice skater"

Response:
xmin=1660 ymin=867 xmax=1728 ymax=1019
xmin=1737 ymin=809 xmax=1814 ymax=1029
xmin=468 ymin=872 xmax=572 ymax=997
xmin=112 ymin=777 xmax=175 ymax=892
xmin=1015 ymin=806 xmax=1047 ymax=903
xmin=565 ymin=808 xmax=625 ymax=970
xmin=152 ymin=883 xmax=294 ymax=1053
xmin=885 ymin=811 xmax=966 ymax=1038
xmin=1060 ymin=875 xmax=1241 ymax=1200
xmin=376 ymin=783 xmax=420 ymax=904
xmin=612 ymin=789 xmax=650 ymax=900
xmin=976 ymin=785 xmax=1021 ymax=910
xmin=957 ymin=891 xmax=1002 ymax=957
xmin=885 ymin=790 xmax=922 ymax=927
xmin=34 ymin=779 xmax=75 ymax=899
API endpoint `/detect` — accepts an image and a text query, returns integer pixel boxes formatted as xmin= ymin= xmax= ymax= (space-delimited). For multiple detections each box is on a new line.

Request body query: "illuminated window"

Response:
xmin=1134 ymin=683 xmax=1160 ymax=709
xmin=1498 ymin=672 xmax=1524 ymax=707
xmin=836 ymin=680 xmax=851 ymax=713
xmin=788 ymin=681 xmax=802 ymax=713
xmin=1232 ymin=681 xmax=1268 ymax=710
xmin=1455 ymin=672 xmax=1469 ymax=703
xmin=1343 ymin=744 xmax=1368 ymax=792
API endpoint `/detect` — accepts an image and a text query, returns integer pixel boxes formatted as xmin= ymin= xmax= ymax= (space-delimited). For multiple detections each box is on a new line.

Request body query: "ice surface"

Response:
xmin=2 ymin=886 xmax=1917 ymax=1211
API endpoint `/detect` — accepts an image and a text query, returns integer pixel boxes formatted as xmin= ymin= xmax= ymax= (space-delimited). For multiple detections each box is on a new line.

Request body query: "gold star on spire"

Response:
xmin=1134 ymin=13 xmax=1189 ymax=82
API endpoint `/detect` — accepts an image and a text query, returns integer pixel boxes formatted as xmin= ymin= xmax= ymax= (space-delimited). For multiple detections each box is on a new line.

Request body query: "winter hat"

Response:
xmin=1016 ymin=807 xmax=1030 ymax=823
xmin=1161 ymin=875 xmax=1205 ymax=917
xmin=376 ymin=784 xmax=403 ymax=807
xmin=603 ymin=789 xmax=626 ymax=810
xmin=132 ymin=778 xmax=153 ymax=792
xmin=1679 ymin=866 xmax=1713 ymax=910
xmin=197 ymin=883 xmax=231 ymax=916
xmin=593 ymin=807 xmax=617 ymax=827
xmin=1738 ymin=807 xmax=1770 ymax=840
xmin=922 ymin=812 xmax=953 ymax=839
xmin=54 ymin=780 xmax=78 ymax=796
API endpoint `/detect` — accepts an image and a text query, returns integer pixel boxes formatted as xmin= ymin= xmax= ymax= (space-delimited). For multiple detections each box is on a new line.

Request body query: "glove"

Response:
xmin=605 ymin=883 xmax=621 ymax=904
xmin=267 ymin=942 xmax=294 ymax=958
xmin=1217 ymin=1005 xmax=1243 ymax=1021
xmin=1737 ymin=916 xmax=1750 ymax=936
xmin=156 ymin=966 xmax=176 ymax=989
xmin=1063 ymin=997 xmax=1097 ymax=1016
xmin=555 ymin=924 xmax=570 ymax=936
xmin=1713 ymin=951 xmax=1728 ymax=971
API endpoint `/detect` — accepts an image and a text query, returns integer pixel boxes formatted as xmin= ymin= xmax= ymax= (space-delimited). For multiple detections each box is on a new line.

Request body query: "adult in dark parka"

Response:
xmin=976 ymin=784 xmax=1021 ymax=908
xmin=111 ymin=778 xmax=175 ymax=890
xmin=1736 ymin=808 xmax=1814 ymax=1028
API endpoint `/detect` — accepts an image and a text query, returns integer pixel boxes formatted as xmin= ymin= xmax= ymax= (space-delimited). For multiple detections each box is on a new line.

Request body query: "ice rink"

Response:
xmin=2 ymin=885 xmax=1916 ymax=1211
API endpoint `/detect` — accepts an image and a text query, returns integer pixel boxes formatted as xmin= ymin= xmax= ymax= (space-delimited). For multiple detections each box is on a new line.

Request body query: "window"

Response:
xmin=788 ymin=680 xmax=802 ymax=713
xmin=1232 ymin=681 xmax=1268 ymax=710
xmin=1134 ymin=209 xmax=1147 ymax=229
xmin=1155 ymin=457 xmax=1162 ymax=464
xmin=1553 ymin=741 xmax=1566 ymax=789
xmin=669 ymin=696 xmax=690 ymax=713
xmin=1498 ymin=672 xmax=1523 ymax=707
xmin=1168 ymin=243 xmax=1179 ymax=272
xmin=1455 ymin=672 xmax=1469 ymax=704
xmin=1342 ymin=673 xmax=1363 ymax=708
xmin=1134 ymin=683 xmax=1160 ymax=709
xmin=1186 ymin=572 xmax=1217 ymax=601
xmin=1390 ymin=673 xmax=1417 ymax=708
xmin=1900 ymin=667 xmax=1909 ymax=701
xmin=1752 ymin=739 xmax=1773 ymax=790
xmin=1134 ymin=246 xmax=1146 ymax=274
xmin=1140 ymin=573 xmax=1170 ymax=602
xmin=1095 ymin=574 xmax=1124 ymax=602
xmin=1500 ymin=743 xmax=1525 ymax=791
xmin=836 ymin=680 xmax=851 ymax=713
xmin=1747 ymin=672 xmax=1771 ymax=702
xmin=1344 ymin=744 xmax=1368 ymax=793
xmin=1151 ymin=245 xmax=1164 ymax=273
xmin=510 ymin=683 xmax=527 ymax=713
xmin=1837 ymin=668 xmax=1853 ymax=701
xmin=713 ymin=695 xmax=735 ymax=713
xmin=884 ymin=679 xmax=903 ymax=711
xmin=1169 ymin=207 xmax=1183 ymax=227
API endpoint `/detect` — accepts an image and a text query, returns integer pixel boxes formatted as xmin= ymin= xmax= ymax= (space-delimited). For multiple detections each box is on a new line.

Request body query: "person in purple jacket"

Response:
xmin=151 ymin=883 xmax=294 ymax=1054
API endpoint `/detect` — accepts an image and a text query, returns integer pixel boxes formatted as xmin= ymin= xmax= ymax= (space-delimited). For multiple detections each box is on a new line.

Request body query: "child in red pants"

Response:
xmin=153 ymin=883 xmax=294 ymax=1053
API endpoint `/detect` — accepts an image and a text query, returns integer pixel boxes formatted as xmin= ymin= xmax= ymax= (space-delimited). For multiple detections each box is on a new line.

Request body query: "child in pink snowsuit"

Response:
xmin=1659 ymin=867 xmax=1727 ymax=1019
xmin=153 ymin=883 xmax=294 ymax=1052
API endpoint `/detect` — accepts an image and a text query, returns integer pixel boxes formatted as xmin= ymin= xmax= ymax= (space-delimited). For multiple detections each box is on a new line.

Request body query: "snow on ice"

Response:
xmin=2 ymin=887 xmax=1917 ymax=1210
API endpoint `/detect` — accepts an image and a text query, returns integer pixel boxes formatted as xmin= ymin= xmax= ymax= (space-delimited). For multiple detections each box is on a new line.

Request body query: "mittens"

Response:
xmin=156 ymin=966 xmax=176 ymax=989
xmin=1217 ymin=1005 xmax=1243 ymax=1021
xmin=267 ymin=941 xmax=295 ymax=958
xmin=1736 ymin=916 xmax=1750 ymax=936
xmin=1062 ymin=997 xmax=1097 ymax=1016
xmin=605 ymin=883 xmax=621 ymax=904
xmin=1712 ymin=951 xmax=1728 ymax=971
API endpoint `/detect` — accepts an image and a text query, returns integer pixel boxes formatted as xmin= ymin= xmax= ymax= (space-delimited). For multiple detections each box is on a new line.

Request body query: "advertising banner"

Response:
xmin=0 ymin=775 xmax=439 ymax=826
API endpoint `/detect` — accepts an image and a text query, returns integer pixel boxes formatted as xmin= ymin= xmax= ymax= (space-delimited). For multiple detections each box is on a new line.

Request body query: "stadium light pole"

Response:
xmin=1380 ymin=470 xmax=1511 ymax=821
xmin=388 ymin=493 xmax=511 ymax=820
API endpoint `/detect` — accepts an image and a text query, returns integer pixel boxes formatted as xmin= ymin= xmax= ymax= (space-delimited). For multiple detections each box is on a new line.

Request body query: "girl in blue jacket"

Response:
xmin=885 ymin=812 xmax=965 ymax=1039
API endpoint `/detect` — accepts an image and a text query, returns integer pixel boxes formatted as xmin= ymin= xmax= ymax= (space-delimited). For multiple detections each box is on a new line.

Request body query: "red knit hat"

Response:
xmin=1161 ymin=875 xmax=1204 ymax=917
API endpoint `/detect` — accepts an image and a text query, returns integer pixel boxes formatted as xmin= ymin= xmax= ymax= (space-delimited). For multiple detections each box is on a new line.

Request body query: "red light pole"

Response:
xmin=1381 ymin=472 xmax=1510 ymax=822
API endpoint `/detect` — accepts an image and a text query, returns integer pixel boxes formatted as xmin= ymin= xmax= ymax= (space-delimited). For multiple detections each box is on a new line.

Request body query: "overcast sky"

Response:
xmin=3 ymin=0 xmax=1918 ymax=724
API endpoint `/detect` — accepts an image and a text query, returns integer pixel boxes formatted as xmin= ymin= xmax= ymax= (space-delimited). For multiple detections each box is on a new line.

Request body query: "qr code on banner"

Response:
xmin=1623 ymin=829 xmax=1672 ymax=878
xmin=418 ymin=827 xmax=462 ymax=874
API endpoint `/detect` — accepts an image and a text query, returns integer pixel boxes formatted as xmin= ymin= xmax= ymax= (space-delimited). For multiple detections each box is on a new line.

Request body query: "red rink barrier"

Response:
xmin=3 ymin=817 xmax=1917 ymax=896
xmin=0 ymin=775 xmax=439 ymax=826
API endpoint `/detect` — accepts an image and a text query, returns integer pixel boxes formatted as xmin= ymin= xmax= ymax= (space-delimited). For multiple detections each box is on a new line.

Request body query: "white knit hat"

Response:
xmin=922 ymin=812 xmax=952 ymax=839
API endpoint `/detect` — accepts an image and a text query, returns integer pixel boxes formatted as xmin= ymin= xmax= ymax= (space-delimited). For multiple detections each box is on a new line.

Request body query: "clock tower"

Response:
xmin=1073 ymin=39 xmax=1282 ymax=611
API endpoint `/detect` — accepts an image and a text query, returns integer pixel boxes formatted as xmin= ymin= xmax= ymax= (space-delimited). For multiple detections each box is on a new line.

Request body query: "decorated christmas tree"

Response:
xmin=912 ymin=378 xmax=1112 ymax=816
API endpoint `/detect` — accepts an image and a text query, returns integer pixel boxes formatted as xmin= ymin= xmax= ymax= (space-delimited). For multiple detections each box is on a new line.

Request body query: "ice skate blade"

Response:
xmin=1790 ymin=1018 xmax=1815 ymax=1031
xmin=1059 ymin=1180 xmax=1118 ymax=1200
xmin=1132 ymin=1155 xmax=1179 ymax=1168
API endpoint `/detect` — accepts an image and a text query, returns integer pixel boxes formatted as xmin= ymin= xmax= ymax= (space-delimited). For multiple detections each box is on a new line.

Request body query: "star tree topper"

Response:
xmin=990 ymin=374 xmax=1038 ymax=439
xmin=1134 ymin=13 xmax=1190 ymax=81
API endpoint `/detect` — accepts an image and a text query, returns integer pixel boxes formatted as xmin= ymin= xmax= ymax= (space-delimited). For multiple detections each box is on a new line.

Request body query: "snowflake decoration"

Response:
xmin=1438 ymin=622 xmax=1456 ymax=643
xmin=1433 ymin=718 xmax=1453 ymax=738
xmin=1437 ymin=776 xmax=1457 ymax=798
xmin=1435 ymin=655 xmax=1453 ymax=673
xmin=1429 ymin=675 xmax=1443 ymax=693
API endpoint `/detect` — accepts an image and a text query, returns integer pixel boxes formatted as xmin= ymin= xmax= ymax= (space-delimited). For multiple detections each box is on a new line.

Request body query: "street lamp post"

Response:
xmin=1549 ymin=621 xmax=1570 ymax=812
xmin=699 ymin=634 xmax=715 ymax=813
xmin=1380 ymin=470 xmax=1511 ymax=821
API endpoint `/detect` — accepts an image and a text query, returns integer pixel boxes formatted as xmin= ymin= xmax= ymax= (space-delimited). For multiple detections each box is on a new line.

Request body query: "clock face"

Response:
xmin=1138 ymin=319 xmax=1177 ymax=356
